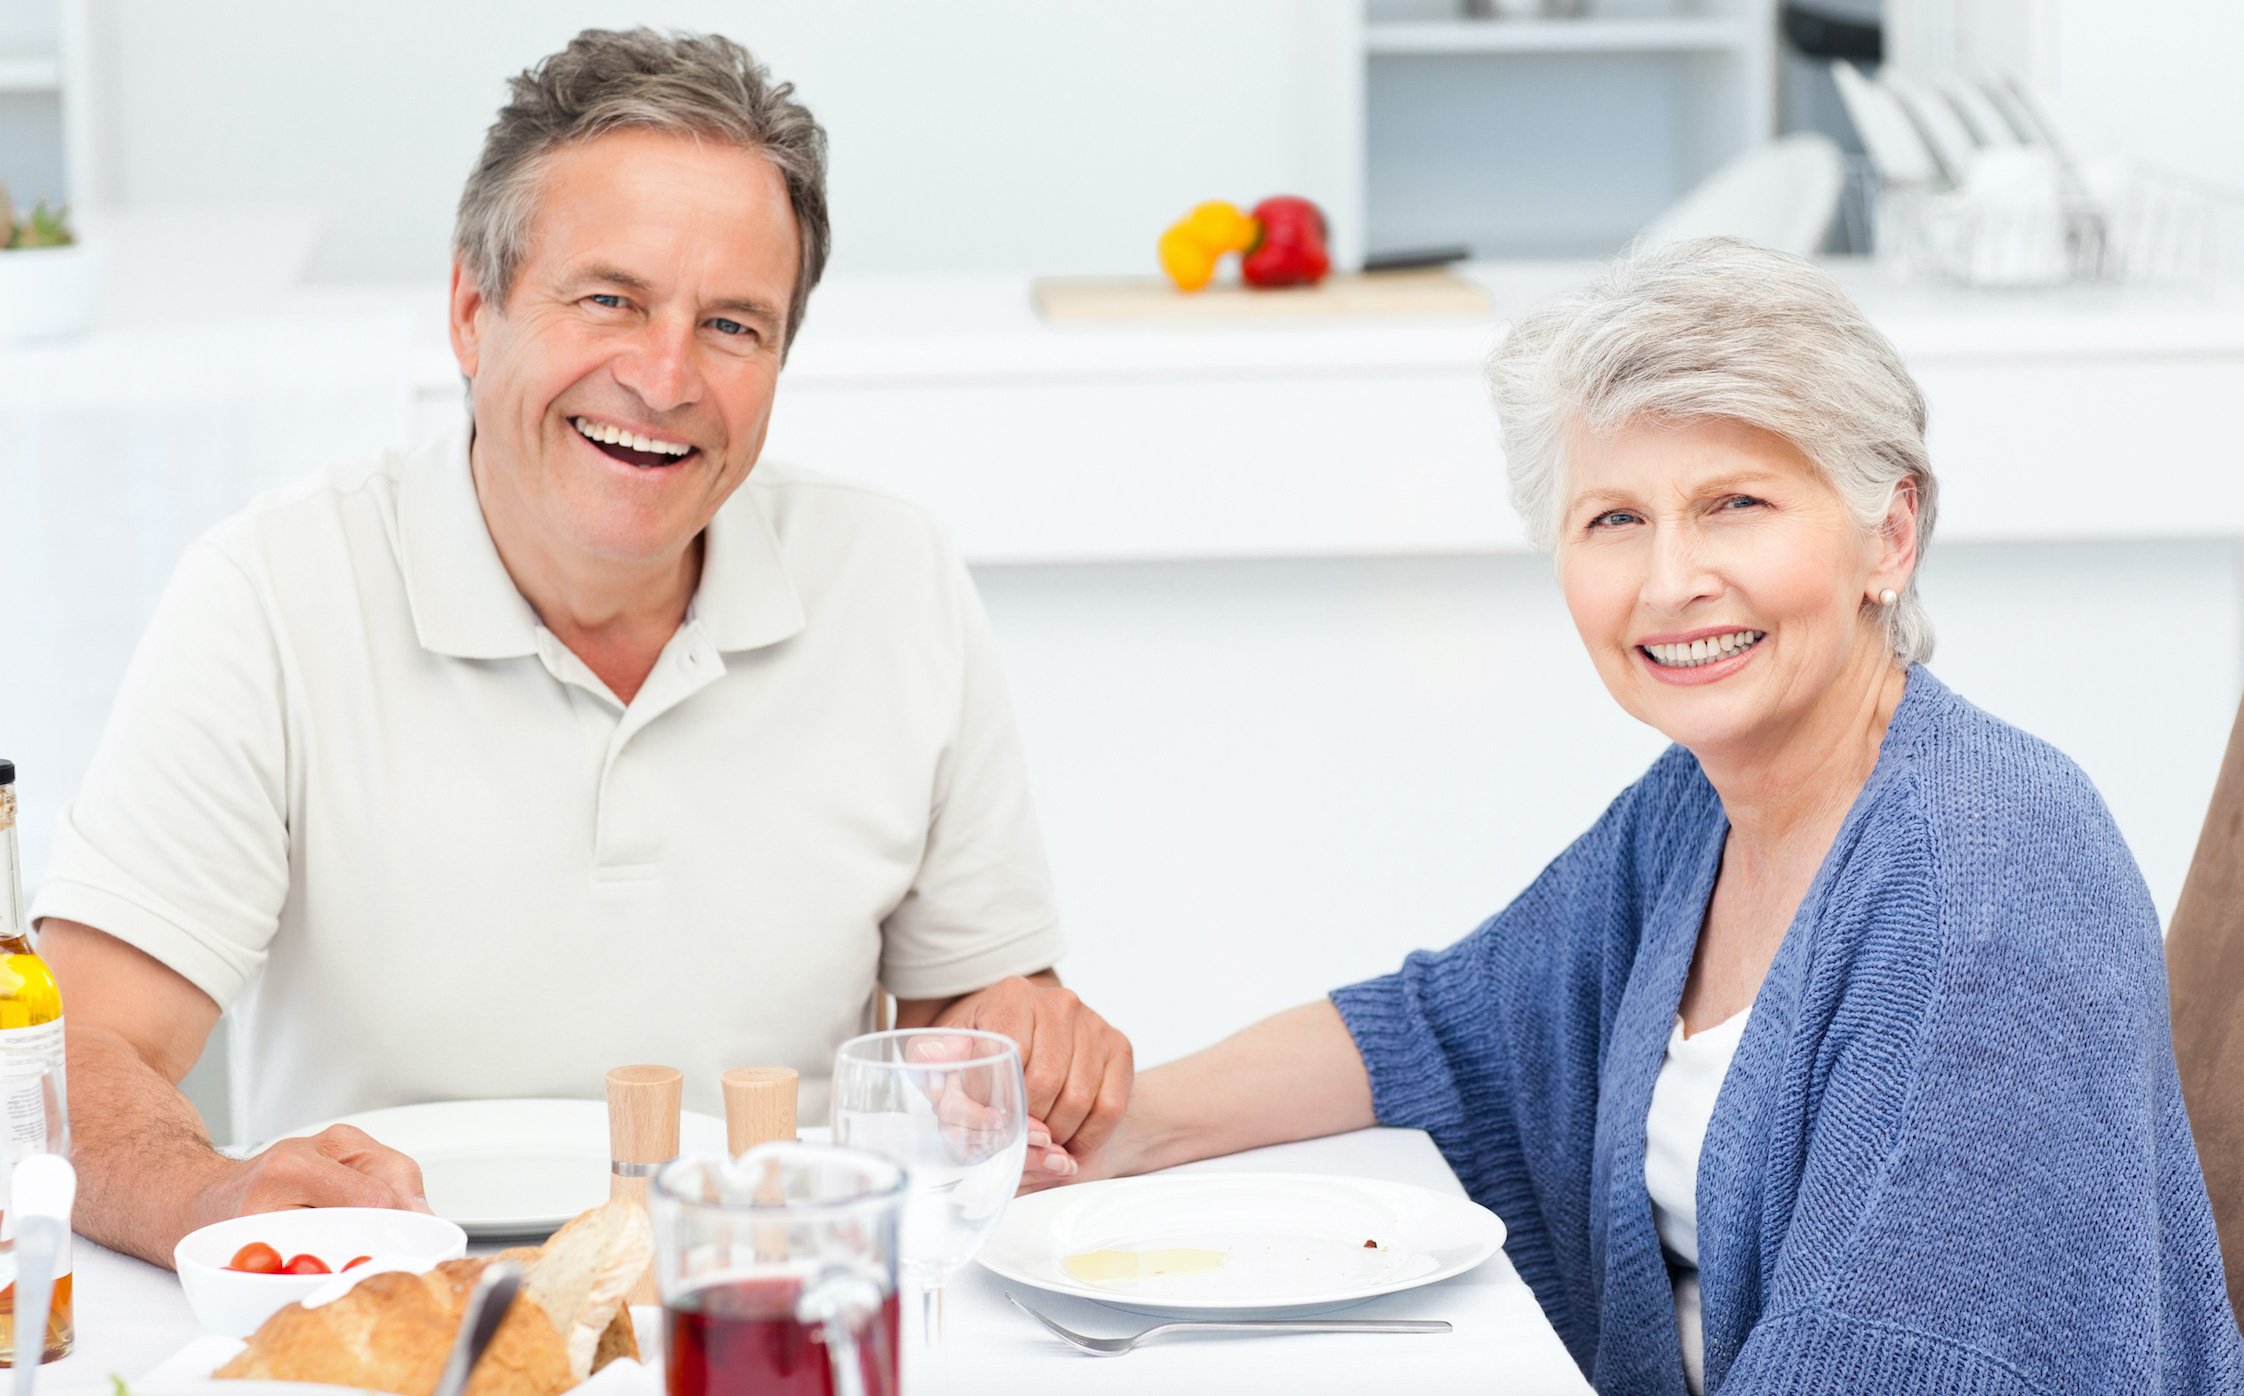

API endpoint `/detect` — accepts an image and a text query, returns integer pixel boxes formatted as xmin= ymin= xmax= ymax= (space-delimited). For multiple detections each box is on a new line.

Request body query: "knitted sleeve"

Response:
xmin=1328 ymin=764 xmax=1661 ymax=1138
xmin=1721 ymin=1308 xmax=2043 ymax=1395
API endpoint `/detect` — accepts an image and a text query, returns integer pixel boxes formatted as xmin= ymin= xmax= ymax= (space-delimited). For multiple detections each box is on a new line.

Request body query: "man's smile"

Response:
xmin=571 ymin=414 xmax=698 ymax=468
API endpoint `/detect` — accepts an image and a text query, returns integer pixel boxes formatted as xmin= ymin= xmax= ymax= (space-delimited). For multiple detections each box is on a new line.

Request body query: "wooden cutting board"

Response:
xmin=1033 ymin=268 xmax=1491 ymax=324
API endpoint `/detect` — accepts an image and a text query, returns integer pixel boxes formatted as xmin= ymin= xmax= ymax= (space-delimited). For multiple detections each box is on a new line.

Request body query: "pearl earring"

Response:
xmin=1879 ymin=589 xmax=1898 ymax=607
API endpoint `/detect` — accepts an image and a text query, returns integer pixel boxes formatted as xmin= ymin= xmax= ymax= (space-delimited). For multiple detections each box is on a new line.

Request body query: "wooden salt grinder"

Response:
xmin=606 ymin=1063 xmax=683 ymax=1306
xmin=721 ymin=1066 xmax=800 ymax=1155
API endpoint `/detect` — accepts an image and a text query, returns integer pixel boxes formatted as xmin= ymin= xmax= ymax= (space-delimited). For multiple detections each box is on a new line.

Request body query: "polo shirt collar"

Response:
xmin=396 ymin=429 xmax=805 ymax=660
xmin=398 ymin=429 xmax=543 ymax=659
xmin=692 ymin=477 xmax=806 ymax=653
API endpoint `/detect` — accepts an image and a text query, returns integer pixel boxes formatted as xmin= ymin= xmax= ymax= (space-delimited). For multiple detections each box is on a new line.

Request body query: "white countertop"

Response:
xmin=288 ymin=260 xmax=2244 ymax=396
xmin=33 ymin=210 xmax=2242 ymax=388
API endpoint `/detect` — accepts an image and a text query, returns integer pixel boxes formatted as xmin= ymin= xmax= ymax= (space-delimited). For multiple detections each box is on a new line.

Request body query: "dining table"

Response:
xmin=40 ymin=1124 xmax=1592 ymax=1395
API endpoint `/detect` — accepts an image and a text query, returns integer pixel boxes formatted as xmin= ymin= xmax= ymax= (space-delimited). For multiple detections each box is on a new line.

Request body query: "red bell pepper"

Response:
xmin=1241 ymin=196 xmax=1332 ymax=288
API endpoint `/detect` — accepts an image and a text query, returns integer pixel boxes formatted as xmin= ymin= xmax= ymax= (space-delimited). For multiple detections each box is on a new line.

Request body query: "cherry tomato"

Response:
xmin=342 ymin=1255 xmax=372 ymax=1271
xmin=281 ymin=1253 xmax=332 ymax=1276
xmin=227 ymin=1241 xmax=283 ymax=1274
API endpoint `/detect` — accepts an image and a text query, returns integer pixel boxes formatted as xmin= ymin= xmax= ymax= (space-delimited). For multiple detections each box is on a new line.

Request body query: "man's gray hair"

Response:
xmin=455 ymin=27 xmax=830 ymax=353
xmin=1488 ymin=237 xmax=1938 ymax=665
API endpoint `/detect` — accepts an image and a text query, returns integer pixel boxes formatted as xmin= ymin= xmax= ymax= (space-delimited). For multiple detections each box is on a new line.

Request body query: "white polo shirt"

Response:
xmin=33 ymin=430 xmax=1065 ymax=1143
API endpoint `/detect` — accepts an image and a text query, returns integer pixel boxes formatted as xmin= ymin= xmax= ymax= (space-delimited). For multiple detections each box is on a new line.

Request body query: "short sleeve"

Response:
xmin=876 ymin=548 xmax=1065 ymax=1000
xmin=1330 ymin=760 xmax=1674 ymax=1141
xmin=31 ymin=539 xmax=291 ymax=1007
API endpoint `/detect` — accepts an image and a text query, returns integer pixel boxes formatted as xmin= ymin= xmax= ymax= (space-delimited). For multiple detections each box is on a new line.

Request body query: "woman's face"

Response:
xmin=1555 ymin=417 xmax=1913 ymax=762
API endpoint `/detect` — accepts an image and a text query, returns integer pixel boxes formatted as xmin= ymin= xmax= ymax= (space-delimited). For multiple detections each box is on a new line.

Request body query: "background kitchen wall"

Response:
xmin=52 ymin=0 xmax=1366 ymax=278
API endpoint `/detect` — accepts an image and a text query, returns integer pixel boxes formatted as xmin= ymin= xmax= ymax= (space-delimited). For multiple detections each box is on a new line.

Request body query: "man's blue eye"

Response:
xmin=712 ymin=318 xmax=749 ymax=337
xmin=589 ymin=294 xmax=624 ymax=308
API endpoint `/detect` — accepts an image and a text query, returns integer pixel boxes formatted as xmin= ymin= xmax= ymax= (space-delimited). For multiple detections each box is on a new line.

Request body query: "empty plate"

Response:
xmin=977 ymin=1172 xmax=1505 ymax=1318
xmin=272 ymin=1098 xmax=729 ymax=1236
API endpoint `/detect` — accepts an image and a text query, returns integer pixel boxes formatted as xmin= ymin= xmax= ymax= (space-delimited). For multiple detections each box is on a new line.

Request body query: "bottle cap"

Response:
xmin=1 ymin=759 xmax=14 ymax=785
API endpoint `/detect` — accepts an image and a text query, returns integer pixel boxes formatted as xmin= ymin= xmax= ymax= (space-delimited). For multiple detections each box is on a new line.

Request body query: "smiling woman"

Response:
xmin=1491 ymin=238 xmax=1938 ymax=669
xmin=1054 ymin=238 xmax=2244 ymax=1396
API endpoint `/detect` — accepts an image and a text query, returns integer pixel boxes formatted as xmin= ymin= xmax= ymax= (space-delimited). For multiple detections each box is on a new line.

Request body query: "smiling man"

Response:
xmin=31 ymin=29 xmax=1127 ymax=1265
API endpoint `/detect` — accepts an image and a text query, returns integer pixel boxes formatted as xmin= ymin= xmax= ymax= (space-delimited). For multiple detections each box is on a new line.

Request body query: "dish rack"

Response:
xmin=1828 ymin=64 xmax=2242 ymax=289
xmin=1851 ymin=162 xmax=2237 ymax=289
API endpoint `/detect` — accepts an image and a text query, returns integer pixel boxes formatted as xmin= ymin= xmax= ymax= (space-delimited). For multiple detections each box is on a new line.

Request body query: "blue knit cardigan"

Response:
xmin=1333 ymin=668 xmax=2242 ymax=1395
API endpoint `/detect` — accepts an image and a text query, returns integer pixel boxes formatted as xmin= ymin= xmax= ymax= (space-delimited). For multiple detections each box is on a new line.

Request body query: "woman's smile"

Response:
xmin=1638 ymin=627 xmax=1767 ymax=676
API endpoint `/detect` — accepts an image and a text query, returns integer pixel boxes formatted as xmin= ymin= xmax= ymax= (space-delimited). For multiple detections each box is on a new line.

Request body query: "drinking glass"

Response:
xmin=829 ymin=1030 xmax=1027 ymax=1354
xmin=651 ymin=1142 xmax=905 ymax=1396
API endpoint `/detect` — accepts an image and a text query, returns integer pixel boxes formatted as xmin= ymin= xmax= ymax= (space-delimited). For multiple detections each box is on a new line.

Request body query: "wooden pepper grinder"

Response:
xmin=721 ymin=1065 xmax=800 ymax=1155
xmin=606 ymin=1064 xmax=682 ymax=1306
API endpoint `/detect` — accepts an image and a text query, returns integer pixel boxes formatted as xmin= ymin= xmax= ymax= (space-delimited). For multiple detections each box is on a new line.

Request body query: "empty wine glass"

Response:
xmin=829 ymin=1030 xmax=1027 ymax=1359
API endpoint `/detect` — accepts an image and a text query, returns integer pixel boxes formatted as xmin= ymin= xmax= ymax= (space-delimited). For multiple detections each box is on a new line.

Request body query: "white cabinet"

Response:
xmin=1363 ymin=0 xmax=1779 ymax=256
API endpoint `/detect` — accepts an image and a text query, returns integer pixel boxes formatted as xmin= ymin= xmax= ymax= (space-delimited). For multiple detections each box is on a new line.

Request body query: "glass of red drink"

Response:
xmin=653 ymin=1143 xmax=906 ymax=1396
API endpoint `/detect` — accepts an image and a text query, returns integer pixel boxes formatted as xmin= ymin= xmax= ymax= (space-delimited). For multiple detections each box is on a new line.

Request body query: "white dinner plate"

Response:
xmin=273 ymin=1098 xmax=729 ymax=1236
xmin=977 ymin=1172 xmax=1505 ymax=1317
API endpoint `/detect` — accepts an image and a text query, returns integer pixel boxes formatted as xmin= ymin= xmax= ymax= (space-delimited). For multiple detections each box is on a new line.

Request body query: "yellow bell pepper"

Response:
xmin=1158 ymin=200 xmax=1260 ymax=293
xmin=1185 ymin=200 xmax=1258 ymax=255
xmin=1158 ymin=223 xmax=1220 ymax=292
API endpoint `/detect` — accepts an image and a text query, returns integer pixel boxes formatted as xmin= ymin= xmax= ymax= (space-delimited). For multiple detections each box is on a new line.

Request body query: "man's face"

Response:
xmin=449 ymin=128 xmax=800 ymax=572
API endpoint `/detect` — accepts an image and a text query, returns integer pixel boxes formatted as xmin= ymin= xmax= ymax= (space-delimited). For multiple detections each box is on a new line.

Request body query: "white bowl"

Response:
xmin=173 ymin=1207 xmax=468 ymax=1338
xmin=0 ymin=241 xmax=103 ymax=343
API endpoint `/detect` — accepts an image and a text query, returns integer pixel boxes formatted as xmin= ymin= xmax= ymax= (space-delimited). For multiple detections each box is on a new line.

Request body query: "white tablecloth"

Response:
xmin=40 ymin=1127 xmax=1591 ymax=1395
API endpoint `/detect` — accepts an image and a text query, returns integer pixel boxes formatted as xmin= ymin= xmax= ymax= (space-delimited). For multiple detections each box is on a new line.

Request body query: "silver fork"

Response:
xmin=1006 ymin=1292 xmax=1450 ymax=1356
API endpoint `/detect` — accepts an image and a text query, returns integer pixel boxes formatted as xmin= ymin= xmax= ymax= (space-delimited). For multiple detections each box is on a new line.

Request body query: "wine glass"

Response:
xmin=829 ymin=1029 xmax=1027 ymax=1360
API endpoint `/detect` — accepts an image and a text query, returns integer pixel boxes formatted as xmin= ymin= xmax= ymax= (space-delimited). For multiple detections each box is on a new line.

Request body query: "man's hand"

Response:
xmin=39 ymin=919 xmax=439 ymax=1265
xmin=903 ymin=972 xmax=1133 ymax=1167
xmin=189 ymin=1125 xmax=433 ymax=1233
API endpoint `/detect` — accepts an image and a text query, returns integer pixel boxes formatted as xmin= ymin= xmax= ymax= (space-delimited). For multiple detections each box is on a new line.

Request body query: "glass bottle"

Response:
xmin=0 ymin=759 xmax=72 ymax=1364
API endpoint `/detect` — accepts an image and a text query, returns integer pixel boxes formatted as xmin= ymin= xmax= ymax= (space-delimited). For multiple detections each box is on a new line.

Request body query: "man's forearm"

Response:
xmin=65 ymin=1019 xmax=239 ymax=1265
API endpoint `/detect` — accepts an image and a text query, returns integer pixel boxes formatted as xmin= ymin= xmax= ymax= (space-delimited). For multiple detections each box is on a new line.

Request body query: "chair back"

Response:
xmin=2169 ymin=694 xmax=2244 ymax=1318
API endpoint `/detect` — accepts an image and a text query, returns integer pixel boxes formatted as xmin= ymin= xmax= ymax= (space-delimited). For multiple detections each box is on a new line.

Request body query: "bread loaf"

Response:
xmin=213 ymin=1198 xmax=651 ymax=1395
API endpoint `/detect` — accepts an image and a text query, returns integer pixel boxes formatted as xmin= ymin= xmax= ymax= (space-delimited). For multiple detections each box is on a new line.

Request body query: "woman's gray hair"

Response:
xmin=455 ymin=27 xmax=830 ymax=354
xmin=1488 ymin=237 xmax=1938 ymax=665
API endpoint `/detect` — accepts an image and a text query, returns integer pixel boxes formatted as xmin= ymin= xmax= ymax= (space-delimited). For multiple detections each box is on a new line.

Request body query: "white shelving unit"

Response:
xmin=0 ymin=0 xmax=70 ymax=209
xmin=1366 ymin=16 xmax=1755 ymax=53
xmin=0 ymin=55 xmax=62 ymax=92
xmin=1363 ymin=1 xmax=1778 ymax=258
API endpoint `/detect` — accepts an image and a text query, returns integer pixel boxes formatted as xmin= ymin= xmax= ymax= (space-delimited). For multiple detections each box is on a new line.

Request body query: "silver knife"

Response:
xmin=433 ymin=1260 xmax=525 ymax=1396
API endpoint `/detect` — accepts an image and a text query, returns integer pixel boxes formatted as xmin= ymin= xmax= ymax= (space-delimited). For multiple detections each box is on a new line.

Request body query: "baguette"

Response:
xmin=212 ymin=1264 xmax=572 ymax=1396
xmin=519 ymin=1197 xmax=653 ymax=1380
xmin=213 ymin=1197 xmax=652 ymax=1395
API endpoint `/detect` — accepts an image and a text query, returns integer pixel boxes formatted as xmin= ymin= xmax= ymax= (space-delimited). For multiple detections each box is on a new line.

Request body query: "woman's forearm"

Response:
xmin=1121 ymin=999 xmax=1378 ymax=1174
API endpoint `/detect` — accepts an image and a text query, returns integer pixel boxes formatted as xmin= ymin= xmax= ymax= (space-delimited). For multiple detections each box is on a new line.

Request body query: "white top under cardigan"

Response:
xmin=1644 ymin=1008 xmax=1751 ymax=1395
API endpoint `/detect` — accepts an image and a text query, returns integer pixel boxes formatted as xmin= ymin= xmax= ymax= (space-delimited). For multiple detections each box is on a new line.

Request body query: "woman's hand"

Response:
xmin=1019 ymin=1108 xmax=1153 ymax=1194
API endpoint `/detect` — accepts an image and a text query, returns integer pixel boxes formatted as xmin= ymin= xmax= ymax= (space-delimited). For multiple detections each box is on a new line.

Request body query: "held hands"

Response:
xmin=931 ymin=974 xmax=1133 ymax=1182
xmin=192 ymin=1124 xmax=433 ymax=1232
